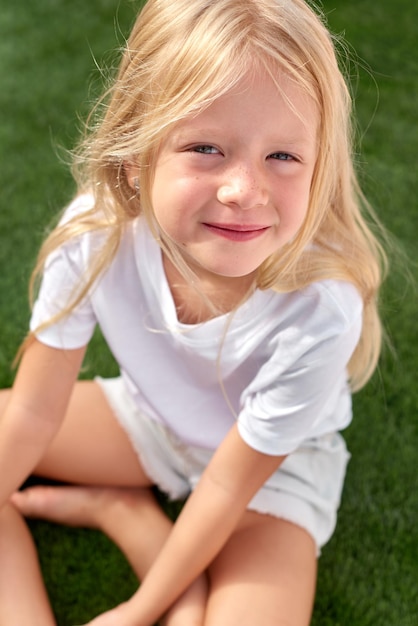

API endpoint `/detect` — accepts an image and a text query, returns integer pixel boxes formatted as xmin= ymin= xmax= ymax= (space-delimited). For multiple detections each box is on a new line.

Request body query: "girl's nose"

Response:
xmin=217 ymin=165 xmax=269 ymax=210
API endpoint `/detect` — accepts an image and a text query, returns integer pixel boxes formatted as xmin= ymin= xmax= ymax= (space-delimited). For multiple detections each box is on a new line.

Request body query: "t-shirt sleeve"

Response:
xmin=30 ymin=239 xmax=97 ymax=350
xmin=237 ymin=282 xmax=363 ymax=456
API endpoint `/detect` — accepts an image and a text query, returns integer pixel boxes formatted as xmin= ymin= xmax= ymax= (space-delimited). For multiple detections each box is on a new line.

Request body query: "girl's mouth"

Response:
xmin=202 ymin=222 xmax=270 ymax=242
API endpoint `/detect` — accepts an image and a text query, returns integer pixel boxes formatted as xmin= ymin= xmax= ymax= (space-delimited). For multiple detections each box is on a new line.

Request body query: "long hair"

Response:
xmin=27 ymin=0 xmax=387 ymax=390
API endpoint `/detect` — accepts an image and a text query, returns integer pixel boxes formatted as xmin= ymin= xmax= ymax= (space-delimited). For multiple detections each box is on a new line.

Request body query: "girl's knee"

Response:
xmin=204 ymin=516 xmax=316 ymax=626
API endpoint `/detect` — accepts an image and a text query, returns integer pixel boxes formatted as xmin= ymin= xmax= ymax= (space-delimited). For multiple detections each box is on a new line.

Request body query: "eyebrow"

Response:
xmin=169 ymin=127 xmax=220 ymax=141
xmin=170 ymin=127 xmax=314 ymax=147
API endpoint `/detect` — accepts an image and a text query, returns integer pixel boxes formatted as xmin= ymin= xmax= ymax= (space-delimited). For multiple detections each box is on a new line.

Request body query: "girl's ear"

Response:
xmin=124 ymin=161 xmax=140 ymax=189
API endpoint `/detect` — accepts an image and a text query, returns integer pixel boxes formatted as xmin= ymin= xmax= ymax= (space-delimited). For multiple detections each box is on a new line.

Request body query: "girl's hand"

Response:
xmin=78 ymin=607 xmax=126 ymax=626
xmin=78 ymin=601 xmax=148 ymax=626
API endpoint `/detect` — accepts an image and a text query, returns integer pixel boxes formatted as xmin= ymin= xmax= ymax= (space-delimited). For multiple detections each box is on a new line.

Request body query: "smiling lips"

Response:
xmin=202 ymin=222 xmax=270 ymax=242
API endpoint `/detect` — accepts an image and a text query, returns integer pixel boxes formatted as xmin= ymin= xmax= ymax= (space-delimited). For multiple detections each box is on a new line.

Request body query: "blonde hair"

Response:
xmin=27 ymin=0 xmax=387 ymax=390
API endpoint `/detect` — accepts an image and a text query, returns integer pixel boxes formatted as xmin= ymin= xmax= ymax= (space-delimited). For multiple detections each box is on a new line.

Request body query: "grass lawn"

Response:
xmin=0 ymin=1 xmax=417 ymax=624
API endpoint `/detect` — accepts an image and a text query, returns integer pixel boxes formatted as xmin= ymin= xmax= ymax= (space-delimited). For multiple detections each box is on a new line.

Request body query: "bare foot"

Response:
xmin=10 ymin=485 xmax=152 ymax=529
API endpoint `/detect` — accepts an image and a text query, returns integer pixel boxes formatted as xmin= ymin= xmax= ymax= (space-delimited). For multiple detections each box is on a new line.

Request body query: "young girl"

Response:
xmin=0 ymin=0 xmax=387 ymax=624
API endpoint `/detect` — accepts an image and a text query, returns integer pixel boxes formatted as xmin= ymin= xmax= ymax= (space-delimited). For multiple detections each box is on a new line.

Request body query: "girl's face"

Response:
xmin=151 ymin=69 xmax=319 ymax=294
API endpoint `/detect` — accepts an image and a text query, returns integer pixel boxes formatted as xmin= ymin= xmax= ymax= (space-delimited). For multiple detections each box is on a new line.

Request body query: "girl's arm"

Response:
xmin=0 ymin=339 xmax=85 ymax=508
xmin=113 ymin=424 xmax=286 ymax=626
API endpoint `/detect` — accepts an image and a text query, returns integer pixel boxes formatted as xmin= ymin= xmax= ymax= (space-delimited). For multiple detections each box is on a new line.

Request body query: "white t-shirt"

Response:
xmin=31 ymin=195 xmax=363 ymax=456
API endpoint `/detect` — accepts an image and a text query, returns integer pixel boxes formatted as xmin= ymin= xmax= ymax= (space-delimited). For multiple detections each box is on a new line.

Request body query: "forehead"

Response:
xmin=170 ymin=68 xmax=319 ymax=147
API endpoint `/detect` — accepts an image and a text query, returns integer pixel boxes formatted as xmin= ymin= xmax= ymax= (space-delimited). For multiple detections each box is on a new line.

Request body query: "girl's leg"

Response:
xmin=204 ymin=512 xmax=317 ymax=626
xmin=36 ymin=380 xmax=154 ymax=486
xmin=14 ymin=488 xmax=316 ymax=626
xmin=0 ymin=380 xmax=148 ymax=626
xmin=0 ymin=502 xmax=55 ymax=626
xmin=0 ymin=380 xmax=152 ymax=487
xmin=13 ymin=485 xmax=207 ymax=626
xmin=1 ymin=379 xmax=207 ymax=624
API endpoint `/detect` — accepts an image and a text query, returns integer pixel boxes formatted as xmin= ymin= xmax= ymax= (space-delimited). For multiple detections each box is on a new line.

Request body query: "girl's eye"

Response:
xmin=191 ymin=145 xmax=219 ymax=155
xmin=270 ymin=152 xmax=295 ymax=161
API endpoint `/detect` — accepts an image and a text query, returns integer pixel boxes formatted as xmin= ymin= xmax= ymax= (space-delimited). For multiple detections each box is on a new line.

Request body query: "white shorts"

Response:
xmin=96 ymin=376 xmax=351 ymax=554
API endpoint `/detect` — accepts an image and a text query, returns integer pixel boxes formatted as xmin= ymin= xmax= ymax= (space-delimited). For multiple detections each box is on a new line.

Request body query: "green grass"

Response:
xmin=0 ymin=1 xmax=417 ymax=624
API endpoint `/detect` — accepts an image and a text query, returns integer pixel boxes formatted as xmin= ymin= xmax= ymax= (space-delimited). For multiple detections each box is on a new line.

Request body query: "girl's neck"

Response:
xmin=162 ymin=255 xmax=256 ymax=325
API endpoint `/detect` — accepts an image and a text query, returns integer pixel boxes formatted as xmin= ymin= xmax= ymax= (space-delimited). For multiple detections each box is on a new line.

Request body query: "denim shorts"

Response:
xmin=96 ymin=376 xmax=351 ymax=554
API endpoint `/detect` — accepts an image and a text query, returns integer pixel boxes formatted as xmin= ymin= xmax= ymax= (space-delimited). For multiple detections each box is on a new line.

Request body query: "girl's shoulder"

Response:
xmin=263 ymin=279 xmax=363 ymax=337
xmin=299 ymin=279 xmax=363 ymax=343
xmin=307 ymin=279 xmax=363 ymax=326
